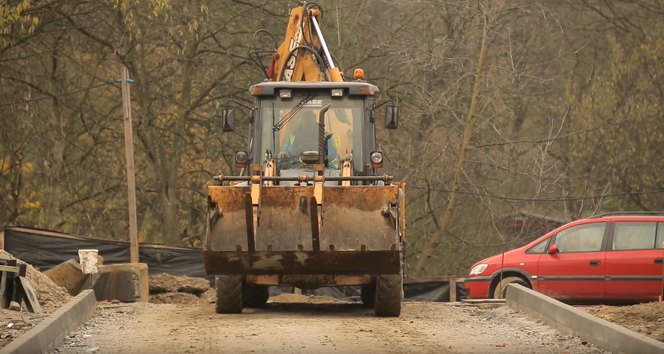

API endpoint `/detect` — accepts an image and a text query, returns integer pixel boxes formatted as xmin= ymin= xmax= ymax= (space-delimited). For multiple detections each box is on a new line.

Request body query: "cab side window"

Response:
xmin=554 ymin=223 xmax=606 ymax=253
xmin=612 ymin=221 xmax=657 ymax=251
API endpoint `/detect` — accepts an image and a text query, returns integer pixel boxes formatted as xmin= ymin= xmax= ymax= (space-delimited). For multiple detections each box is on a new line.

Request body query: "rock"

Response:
xmin=86 ymin=347 xmax=99 ymax=352
xmin=8 ymin=301 xmax=20 ymax=311
xmin=148 ymin=273 xmax=210 ymax=295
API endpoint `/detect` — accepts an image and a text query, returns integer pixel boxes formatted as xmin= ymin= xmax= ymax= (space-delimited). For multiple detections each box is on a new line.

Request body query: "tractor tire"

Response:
xmin=243 ymin=285 xmax=270 ymax=308
xmin=493 ymin=276 xmax=529 ymax=299
xmin=374 ymin=272 xmax=403 ymax=317
xmin=360 ymin=284 xmax=375 ymax=308
xmin=215 ymin=275 xmax=243 ymax=314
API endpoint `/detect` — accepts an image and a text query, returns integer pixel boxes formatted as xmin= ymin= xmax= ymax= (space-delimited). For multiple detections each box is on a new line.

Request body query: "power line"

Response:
xmin=0 ymin=81 xmax=116 ymax=108
xmin=0 ymin=80 xmax=215 ymax=120
xmin=5 ymin=83 xmax=664 ymax=204
xmin=129 ymin=82 xmax=213 ymax=120
xmin=409 ymin=185 xmax=664 ymax=202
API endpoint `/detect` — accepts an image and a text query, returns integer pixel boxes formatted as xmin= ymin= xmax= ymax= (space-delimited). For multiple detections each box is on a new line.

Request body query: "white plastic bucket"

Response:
xmin=78 ymin=249 xmax=99 ymax=274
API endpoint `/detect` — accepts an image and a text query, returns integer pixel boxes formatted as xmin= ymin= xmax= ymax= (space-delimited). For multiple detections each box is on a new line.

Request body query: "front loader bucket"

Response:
xmin=203 ymin=184 xmax=402 ymax=276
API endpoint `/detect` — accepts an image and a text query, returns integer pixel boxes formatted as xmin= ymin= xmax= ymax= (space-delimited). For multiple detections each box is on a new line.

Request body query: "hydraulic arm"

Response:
xmin=266 ymin=2 xmax=344 ymax=82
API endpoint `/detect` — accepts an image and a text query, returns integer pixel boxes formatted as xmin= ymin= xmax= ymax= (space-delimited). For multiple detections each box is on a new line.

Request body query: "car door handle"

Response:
xmin=655 ymin=258 xmax=663 ymax=265
xmin=589 ymin=260 xmax=601 ymax=266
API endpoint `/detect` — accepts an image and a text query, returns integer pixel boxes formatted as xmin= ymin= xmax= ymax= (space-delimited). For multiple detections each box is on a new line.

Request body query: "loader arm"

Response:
xmin=267 ymin=3 xmax=344 ymax=82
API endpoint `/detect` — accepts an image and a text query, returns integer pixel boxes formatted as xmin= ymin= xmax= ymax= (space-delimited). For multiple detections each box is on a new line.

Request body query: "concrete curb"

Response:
xmin=505 ymin=284 xmax=664 ymax=354
xmin=0 ymin=289 xmax=97 ymax=354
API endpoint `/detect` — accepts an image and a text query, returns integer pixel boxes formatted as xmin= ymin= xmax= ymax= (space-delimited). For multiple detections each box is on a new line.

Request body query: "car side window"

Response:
xmin=554 ymin=223 xmax=606 ymax=253
xmin=657 ymin=222 xmax=664 ymax=248
xmin=612 ymin=221 xmax=657 ymax=251
xmin=525 ymin=238 xmax=550 ymax=254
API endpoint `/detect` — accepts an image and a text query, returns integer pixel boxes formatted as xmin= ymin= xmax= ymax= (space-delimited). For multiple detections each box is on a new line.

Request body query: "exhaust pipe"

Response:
xmin=318 ymin=103 xmax=331 ymax=167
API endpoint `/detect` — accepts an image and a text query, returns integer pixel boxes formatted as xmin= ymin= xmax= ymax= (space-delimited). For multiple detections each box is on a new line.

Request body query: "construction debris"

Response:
xmin=93 ymin=263 xmax=149 ymax=303
xmin=43 ymin=259 xmax=89 ymax=296
xmin=0 ymin=250 xmax=71 ymax=313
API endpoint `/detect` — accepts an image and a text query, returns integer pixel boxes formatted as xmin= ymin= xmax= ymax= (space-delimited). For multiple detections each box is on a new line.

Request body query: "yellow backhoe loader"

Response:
xmin=204 ymin=1 xmax=406 ymax=317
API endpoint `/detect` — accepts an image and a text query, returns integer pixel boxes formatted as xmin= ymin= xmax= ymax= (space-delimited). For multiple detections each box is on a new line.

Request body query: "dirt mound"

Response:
xmin=268 ymin=293 xmax=340 ymax=304
xmin=585 ymin=302 xmax=664 ymax=342
xmin=148 ymin=273 xmax=214 ymax=305
xmin=0 ymin=250 xmax=71 ymax=313
xmin=150 ymin=292 xmax=203 ymax=305
xmin=149 ymin=273 xmax=210 ymax=295
xmin=200 ymin=288 xmax=216 ymax=304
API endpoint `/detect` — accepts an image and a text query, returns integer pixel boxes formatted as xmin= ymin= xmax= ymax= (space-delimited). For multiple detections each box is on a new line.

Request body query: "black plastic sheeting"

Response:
xmin=2 ymin=227 xmax=468 ymax=302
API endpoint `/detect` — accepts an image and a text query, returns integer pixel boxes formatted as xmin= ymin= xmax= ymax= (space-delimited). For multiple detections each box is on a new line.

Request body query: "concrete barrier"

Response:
xmin=0 ymin=289 xmax=97 ymax=354
xmin=505 ymin=284 xmax=664 ymax=354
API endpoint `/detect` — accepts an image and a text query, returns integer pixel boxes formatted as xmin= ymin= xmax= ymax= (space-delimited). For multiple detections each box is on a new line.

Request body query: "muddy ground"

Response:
xmin=52 ymin=298 xmax=609 ymax=354
xmin=584 ymin=301 xmax=664 ymax=342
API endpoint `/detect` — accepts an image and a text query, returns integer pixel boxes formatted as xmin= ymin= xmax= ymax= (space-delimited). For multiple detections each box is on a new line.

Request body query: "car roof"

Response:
xmin=523 ymin=213 xmax=664 ymax=248
xmin=584 ymin=211 xmax=664 ymax=219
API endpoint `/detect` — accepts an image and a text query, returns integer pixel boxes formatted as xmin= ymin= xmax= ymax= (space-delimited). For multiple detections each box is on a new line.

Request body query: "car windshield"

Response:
xmin=259 ymin=94 xmax=364 ymax=171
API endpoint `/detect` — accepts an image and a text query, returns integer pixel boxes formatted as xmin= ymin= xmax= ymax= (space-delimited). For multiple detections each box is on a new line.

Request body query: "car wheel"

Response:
xmin=493 ymin=276 xmax=529 ymax=299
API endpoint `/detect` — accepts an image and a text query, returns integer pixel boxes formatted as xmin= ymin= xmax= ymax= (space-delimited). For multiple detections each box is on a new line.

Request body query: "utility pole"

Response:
xmin=121 ymin=67 xmax=139 ymax=263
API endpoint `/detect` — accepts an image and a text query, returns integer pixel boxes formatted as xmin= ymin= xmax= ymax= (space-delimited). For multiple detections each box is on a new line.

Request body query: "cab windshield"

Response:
xmin=260 ymin=94 xmax=364 ymax=171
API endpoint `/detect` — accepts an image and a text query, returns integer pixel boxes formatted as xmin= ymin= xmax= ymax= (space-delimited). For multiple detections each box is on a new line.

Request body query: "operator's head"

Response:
xmin=300 ymin=111 xmax=317 ymax=130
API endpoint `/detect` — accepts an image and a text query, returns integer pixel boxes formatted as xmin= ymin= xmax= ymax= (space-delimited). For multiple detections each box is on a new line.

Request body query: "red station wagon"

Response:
xmin=464 ymin=213 xmax=664 ymax=302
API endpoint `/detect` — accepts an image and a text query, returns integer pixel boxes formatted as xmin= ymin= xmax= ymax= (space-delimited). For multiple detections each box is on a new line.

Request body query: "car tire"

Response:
xmin=493 ymin=276 xmax=529 ymax=299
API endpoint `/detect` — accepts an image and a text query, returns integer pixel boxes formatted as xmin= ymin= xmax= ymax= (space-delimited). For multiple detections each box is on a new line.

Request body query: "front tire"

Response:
xmin=215 ymin=275 xmax=243 ymax=314
xmin=493 ymin=276 xmax=529 ymax=299
xmin=374 ymin=272 xmax=403 ymax=317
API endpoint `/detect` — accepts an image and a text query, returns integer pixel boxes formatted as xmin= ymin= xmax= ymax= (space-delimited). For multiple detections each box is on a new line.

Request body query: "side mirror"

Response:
xmin=548 ymin=244 xmax=559 ymax=254
xmin=221 ymin=107 xmax=235 ymax=132
xmin=385 ymin=105 xmax=399 ymax=129
xmin=249 ymin=107 xmax=257 ymax=124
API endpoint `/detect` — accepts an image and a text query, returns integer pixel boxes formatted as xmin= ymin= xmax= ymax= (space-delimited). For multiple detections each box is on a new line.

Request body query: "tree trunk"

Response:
xmin=413 ymin=0 xmax=491 ymax=278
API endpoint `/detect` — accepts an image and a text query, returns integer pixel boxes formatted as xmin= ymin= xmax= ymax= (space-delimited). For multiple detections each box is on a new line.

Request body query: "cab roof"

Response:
xmin=249 ymin=80 xmax=380 ymax=96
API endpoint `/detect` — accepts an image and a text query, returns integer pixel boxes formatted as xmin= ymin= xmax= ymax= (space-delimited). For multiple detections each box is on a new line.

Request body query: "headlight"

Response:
xmin=234 ymin=150 xmax=249 ymax=167
xmin=370 ymin=151 xmax=383 ymax=164
xmin=469 ymin=264 xmax=488 ymax=275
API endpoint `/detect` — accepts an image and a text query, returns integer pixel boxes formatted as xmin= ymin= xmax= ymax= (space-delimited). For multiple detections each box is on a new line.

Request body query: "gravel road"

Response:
xmin=52 ymin=300 xmax=609 ymax=354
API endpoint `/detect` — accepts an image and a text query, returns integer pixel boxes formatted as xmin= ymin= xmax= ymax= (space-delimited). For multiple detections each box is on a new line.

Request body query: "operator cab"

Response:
xmin=218 ymin=81 xmax=399 ymax=184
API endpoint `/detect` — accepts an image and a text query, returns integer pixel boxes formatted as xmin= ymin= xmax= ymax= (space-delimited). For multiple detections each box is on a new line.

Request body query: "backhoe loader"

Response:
xmin=204 ymin=2 xmax=406 ymax=317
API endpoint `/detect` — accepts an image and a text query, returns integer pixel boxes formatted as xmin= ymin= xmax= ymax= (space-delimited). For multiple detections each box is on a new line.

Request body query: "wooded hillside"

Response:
xmin=2 ymin=0 xmax=663 ymax=277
